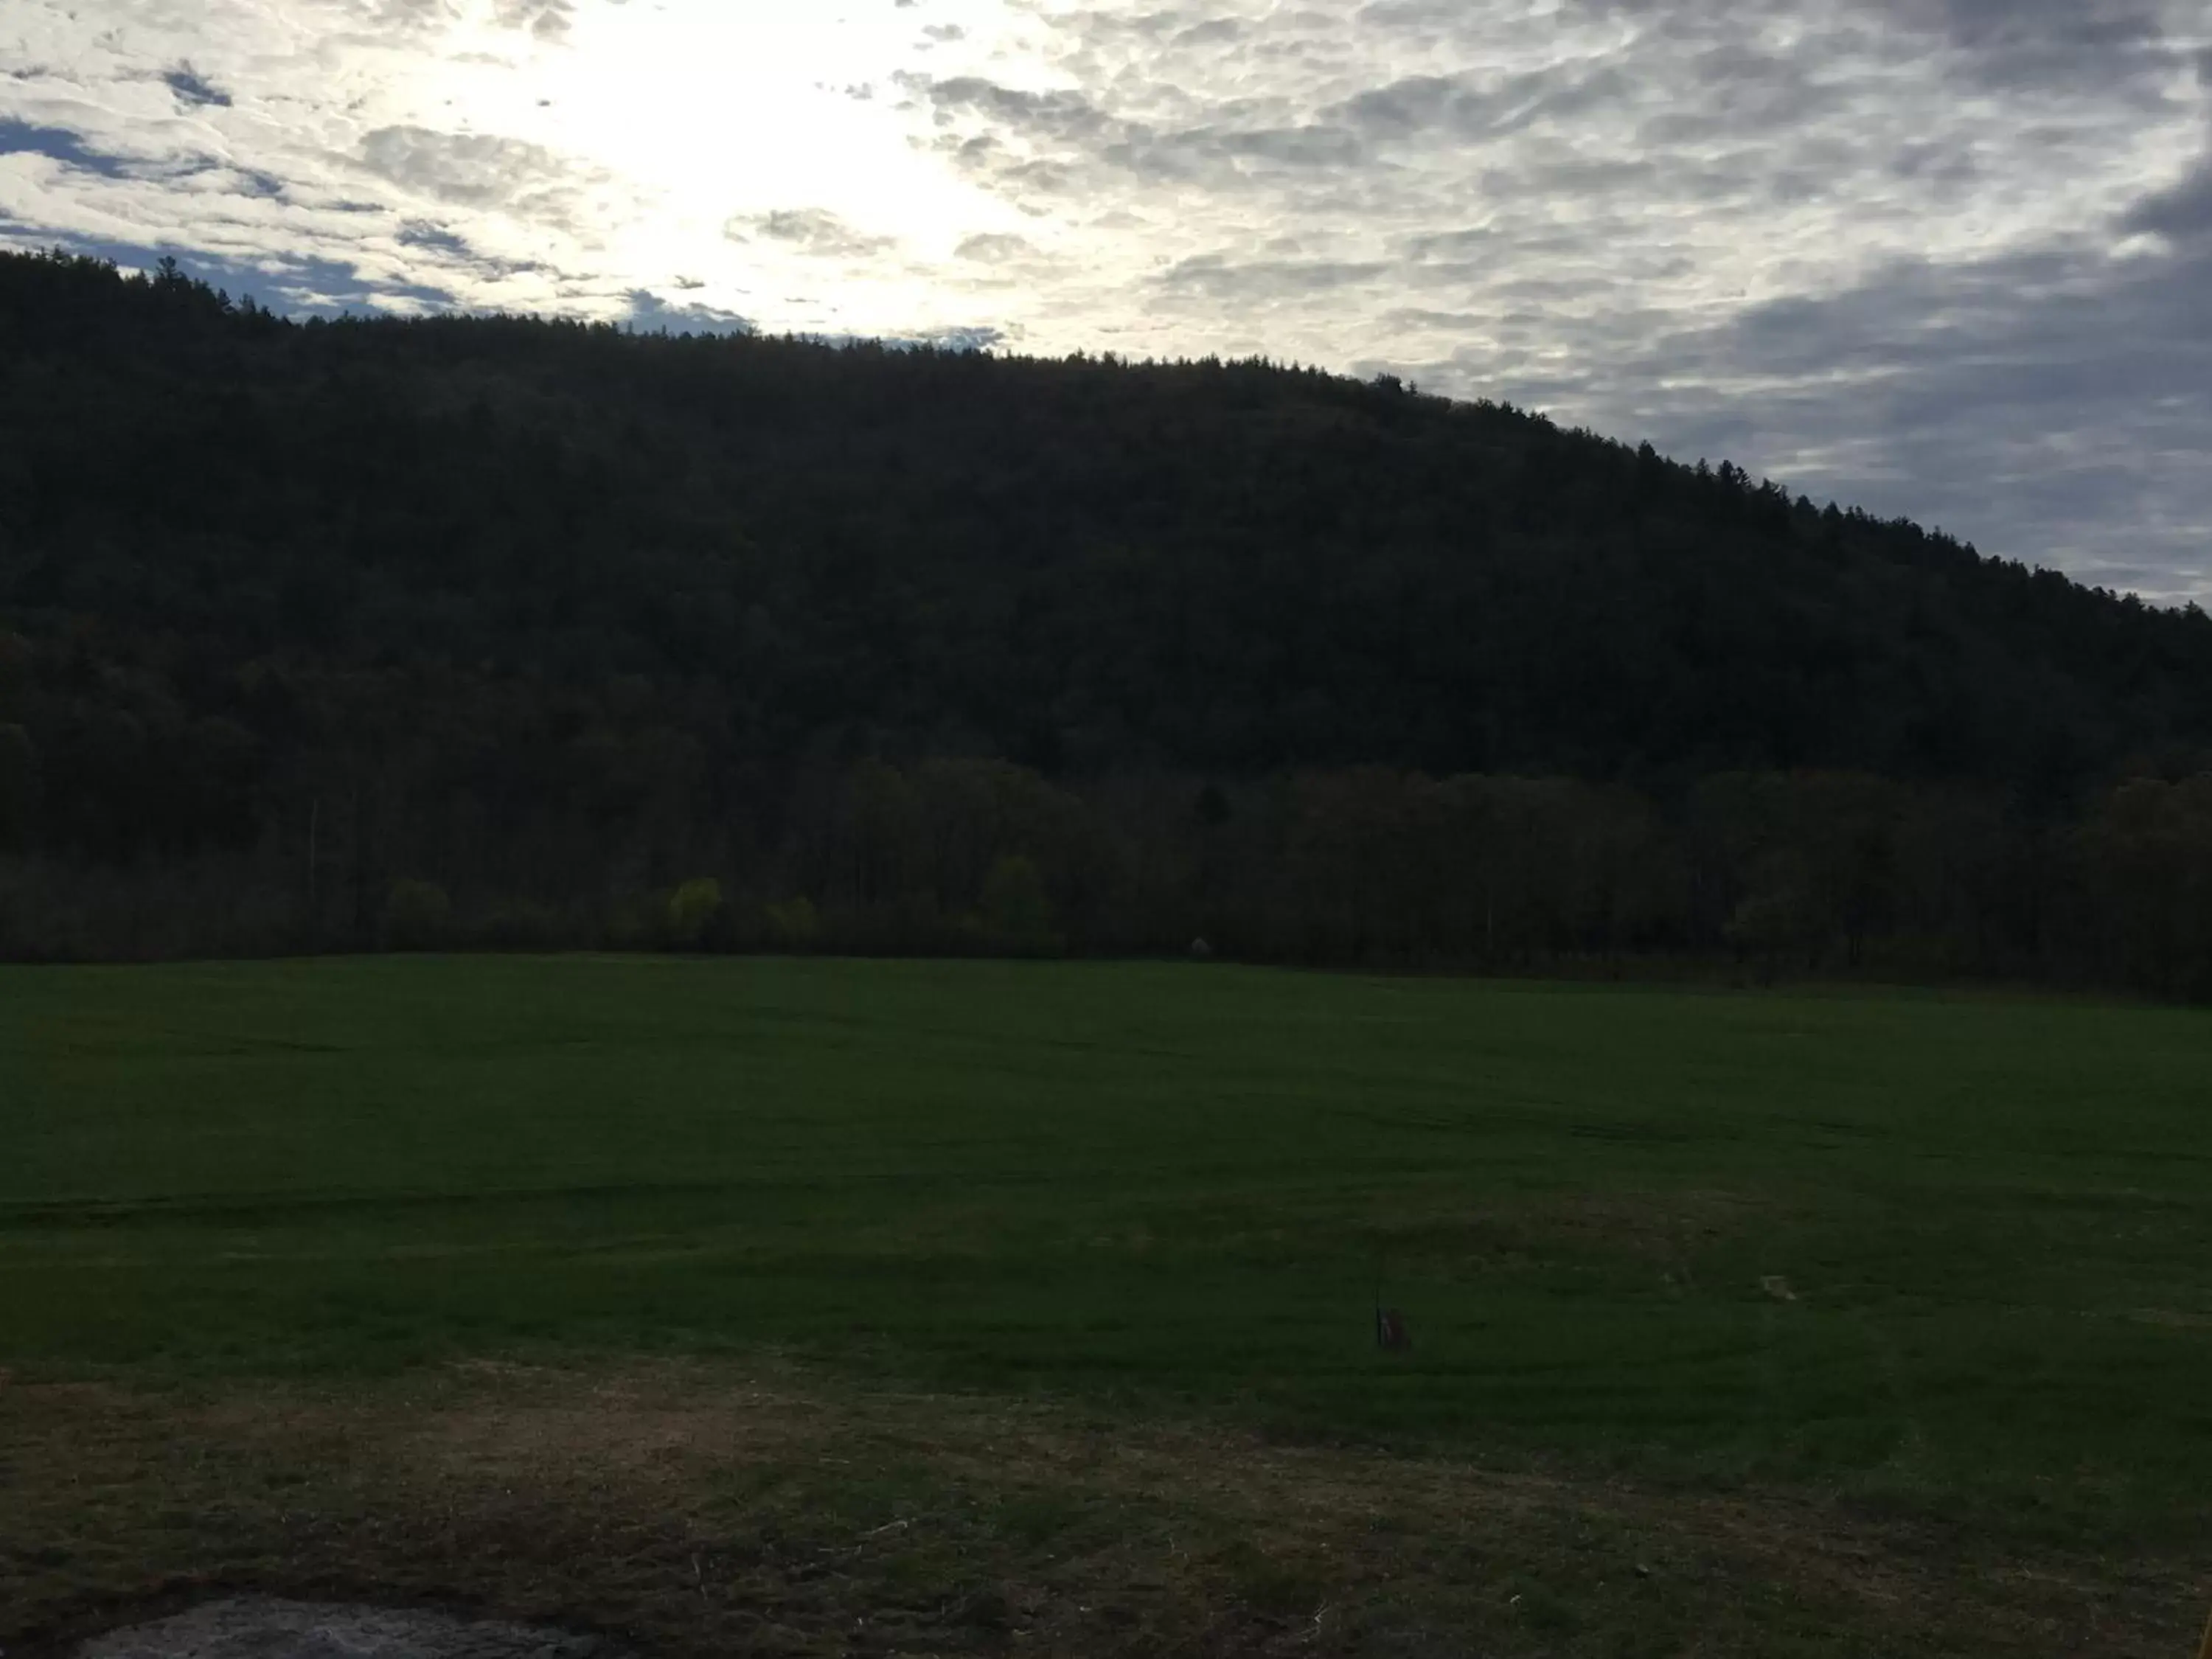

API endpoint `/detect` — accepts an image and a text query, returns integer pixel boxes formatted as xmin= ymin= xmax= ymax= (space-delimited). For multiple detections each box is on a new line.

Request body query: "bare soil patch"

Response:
xmin=77 ymin=1599 xmax=616 ymax=1659
xmin=4 ymin=1359 xmax=2204 ymax=1658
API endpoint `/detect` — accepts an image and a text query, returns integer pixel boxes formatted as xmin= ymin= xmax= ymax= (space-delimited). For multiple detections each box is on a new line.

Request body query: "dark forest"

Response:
xmin=3 ymin=248 xmax=2210 ymax=992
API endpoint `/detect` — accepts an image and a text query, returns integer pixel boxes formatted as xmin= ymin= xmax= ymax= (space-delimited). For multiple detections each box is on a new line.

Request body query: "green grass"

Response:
xmin=4 ymin=956 xmax=2209 ymax=1541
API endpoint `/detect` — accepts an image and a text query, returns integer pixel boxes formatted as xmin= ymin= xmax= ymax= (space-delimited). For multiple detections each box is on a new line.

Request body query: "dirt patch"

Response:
xmin=4 ymin=1359 xmax=2208 ymax=1658
xmin=2126 ymin=1307 xmax=2212 ymax=1329
xmin=78 ymin=1599 xmax=617 ymax=1659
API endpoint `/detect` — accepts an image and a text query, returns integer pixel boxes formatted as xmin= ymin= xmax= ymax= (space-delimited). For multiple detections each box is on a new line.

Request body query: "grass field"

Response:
xmin=5 ymin=956 xmax=2211 ymax=1655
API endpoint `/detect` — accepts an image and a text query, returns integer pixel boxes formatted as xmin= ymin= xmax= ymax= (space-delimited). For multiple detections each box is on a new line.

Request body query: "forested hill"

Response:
xmin=3 ymin=247 xmax=2211 ymax=987
xmin=5 ymin=248 xmax=2208 ymax=787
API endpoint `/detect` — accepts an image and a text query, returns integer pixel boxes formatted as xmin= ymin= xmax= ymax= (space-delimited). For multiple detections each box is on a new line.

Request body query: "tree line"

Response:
xmin=4 ymin=741 xmax=2210 ymax=1001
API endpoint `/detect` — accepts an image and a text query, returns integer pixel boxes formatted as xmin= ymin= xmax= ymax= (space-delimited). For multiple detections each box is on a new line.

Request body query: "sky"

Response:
xmin=4 ymin=1 xmax=2210 ymax=603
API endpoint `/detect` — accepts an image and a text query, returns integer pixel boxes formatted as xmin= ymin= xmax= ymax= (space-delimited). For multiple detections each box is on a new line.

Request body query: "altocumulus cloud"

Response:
xmin=728 ymin=208 xmax=898 ymax=260
xmin=897 ymin=0 xmax=2212 ymax=599
xmin=359 ymin=125 xmax=591 ymax=215
xmin=1 ymin=0 xmax=2208 ymax=597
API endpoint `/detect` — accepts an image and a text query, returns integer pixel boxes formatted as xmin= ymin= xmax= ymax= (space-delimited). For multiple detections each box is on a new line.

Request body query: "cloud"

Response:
xmin=625 ymin=286 xmax=754 ymax=335
xmin=0 ymin=119 xmax=132 ymax=178
xmin=395 ymin=219 xmax=472 ymax=257
xmin=1868 ymin=0 xmax=2185 ymax=91
xmin=394 ymin=217 xmax=544 ymax=279
xmin=162 ymin=66 xmax=232 ymax=110
xmin=728 ymin=208 xmax=897 ymax=258
xmin=4 ymin=0 xmax=2211 ymax=598
xmin=360 ymin=125 xmax=577 ymax=211
xmin=1331 ymin=60 xmax=1641 ymax=144
xmin=914 ymin=322 xmax=1001 ymax=351
xmin=954 ymin=232 xmax=1034 ymax=262
xmin=2121 ymin=151 xmax=2212 ymax=240
xmin=491 ymin=0 xmax=574 ymax=42
xmin=1157 ymin=253 xmax=1390 ymax=298
xmin=0 ymin=116 xmax=285 ymax=205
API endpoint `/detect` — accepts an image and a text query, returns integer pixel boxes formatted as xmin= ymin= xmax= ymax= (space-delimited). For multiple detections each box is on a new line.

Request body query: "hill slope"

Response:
xmin=4 ymin=249 xmax=2208 ymax=787
xmin=1 ymin=248 xmax=2209 ymax=983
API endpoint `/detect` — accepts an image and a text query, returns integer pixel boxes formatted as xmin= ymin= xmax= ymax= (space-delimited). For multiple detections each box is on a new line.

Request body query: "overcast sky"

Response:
xmin=4 ymin=0 xmax=2209 ymax=601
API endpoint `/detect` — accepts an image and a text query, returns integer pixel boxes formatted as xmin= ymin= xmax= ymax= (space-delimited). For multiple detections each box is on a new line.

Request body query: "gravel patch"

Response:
xmin=76 ymin=1599 xmax=619 ymax=1659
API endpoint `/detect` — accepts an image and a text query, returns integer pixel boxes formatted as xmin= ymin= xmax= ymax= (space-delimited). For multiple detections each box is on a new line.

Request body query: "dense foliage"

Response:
xmin=3 ymin=248 xmax=2211 ymax=990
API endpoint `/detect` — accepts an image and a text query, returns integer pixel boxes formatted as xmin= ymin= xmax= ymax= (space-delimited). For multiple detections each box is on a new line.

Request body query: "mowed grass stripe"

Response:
xmin=4 ymin=956 xmax=2209 ymax=1542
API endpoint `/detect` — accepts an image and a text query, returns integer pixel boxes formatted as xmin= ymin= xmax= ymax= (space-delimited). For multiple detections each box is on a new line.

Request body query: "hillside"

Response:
xmin=1 ymin=247 xmax=2210 ymax=985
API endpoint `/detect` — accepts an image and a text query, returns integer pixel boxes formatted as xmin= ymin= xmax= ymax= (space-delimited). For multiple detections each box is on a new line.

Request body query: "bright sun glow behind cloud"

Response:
xmin=428 ymin=0 xmax=1034 ymax=314
xmin=5 ymin=0 xmax=1049 ymax=333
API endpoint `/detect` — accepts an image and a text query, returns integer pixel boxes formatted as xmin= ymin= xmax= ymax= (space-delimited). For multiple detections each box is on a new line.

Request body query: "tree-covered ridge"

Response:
xmin=1 ymin=247 xmax=2209 ymax=991
xmin=6 ymin=248 xmax=2209 ymax=785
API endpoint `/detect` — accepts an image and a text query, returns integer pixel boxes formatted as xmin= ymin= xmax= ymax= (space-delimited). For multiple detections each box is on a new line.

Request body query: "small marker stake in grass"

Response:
xmin=1375 ymin=1307 xmax=1413 ymax=1351
xmin=1373 ymin=1251 xmax=1412 ymax=1351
